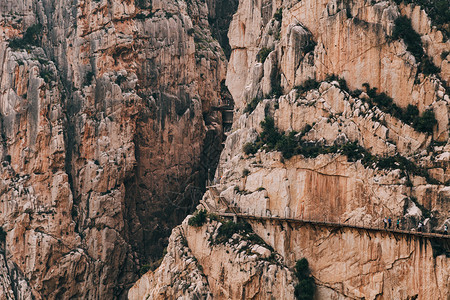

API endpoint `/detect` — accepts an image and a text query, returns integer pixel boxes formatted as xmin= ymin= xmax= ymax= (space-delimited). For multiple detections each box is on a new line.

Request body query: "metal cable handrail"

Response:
xmin=216 ymin=212 xmax=450 ymax=239
xmin=206 ymin=187 xmax=449 ymax=240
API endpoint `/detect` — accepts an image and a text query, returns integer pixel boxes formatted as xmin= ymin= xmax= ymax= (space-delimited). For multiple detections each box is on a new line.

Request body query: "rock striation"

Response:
xmin=129 ymin=217 xmax=295 ymax=300
xmin=133 ymin=0 xmax=449 ymax=299
xmin=0 ymin=0 xmax=227 ymax=298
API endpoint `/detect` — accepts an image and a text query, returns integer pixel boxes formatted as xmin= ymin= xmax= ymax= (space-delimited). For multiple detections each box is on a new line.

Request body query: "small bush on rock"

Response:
xmin=294 ymin=258 xmax=315 ymax=300
xmin=9 ymin=24 xmax=43 ymax=50
xmin=294 ymin=78 xmax=320 ymax=95
xmin=215 ymin=220 xmax=252 ymax=244
xmin=243 ymin=97 xmax=262 ymax=114
xmin=257 ymin=47 xmax=272 ymax=63
xmin=392 ymin=16 xmax=440 ymax=75
xmin=188 ymin=209 xmax=208 ymax=227
xmin=273 ymin=8 xmax=283 ymax=22
xmin=243 ymin=142 xmax=258 ymax=155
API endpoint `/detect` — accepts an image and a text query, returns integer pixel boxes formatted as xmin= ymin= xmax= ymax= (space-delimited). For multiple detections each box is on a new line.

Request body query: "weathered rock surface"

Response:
xmin=130 ymin=216 xmax=295 ymax=299
xmin=251 ymin=221 xmax=449 ymax=299
xmin=214 ymin=83 xmax=449 ymax=229
xmin=133 ymin=0 xmax=449 ymax=299
xmin=227 ymin=0 xmax=449 ymax=140
xmin=0 ymin=0 xmax=227 ymax=298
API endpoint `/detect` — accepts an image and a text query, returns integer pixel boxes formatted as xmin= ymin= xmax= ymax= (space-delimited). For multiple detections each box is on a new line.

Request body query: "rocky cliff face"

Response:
xmin=128 ymin=217 xmax=295 ymax=300
xmin=1 ymin=0 xmax=449 ymax=299
xmin=0 ymin=0 xmax=227 ymax=298
xmin=133 ymin=0 xmax=449 ymax=299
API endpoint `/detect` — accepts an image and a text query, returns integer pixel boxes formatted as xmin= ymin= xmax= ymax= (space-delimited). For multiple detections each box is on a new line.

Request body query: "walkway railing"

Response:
xmin=216 ymin=212 xmax=450 ymax=239
xmin=205 ymin=187 xmax=449 ymax=240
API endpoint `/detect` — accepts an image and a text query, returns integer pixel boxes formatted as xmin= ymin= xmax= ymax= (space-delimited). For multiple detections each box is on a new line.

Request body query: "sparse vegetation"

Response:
xmin=325 ymin=74 xmax=349 ymax=93
xmin=392 ymin=16 xmax=440 ymax=75
xmin=243 ymin=117 xmax=438 ymax=184
xmin=85 ymin=71 xmax=95 ymax=86
xmin=294 ymin=78 xmax=320 ymax=95
xmin=40 ymin=69 xmax=54 ymax=84
xmin=9 ymin=24 xmax=43 ymax=50
xmin=215 ymin=220 xmax=252 ymax=244
xmin=188 ymin=209 xmax=208 ymax=227
xmin=441 ymin=50 xmax=450 ymax=60
xmin=361 ymin=83 xmax=437 ymax=134
xmin=294 ymin=258 xmax=315 ymax=300
xmin=243 ymin=97 xmax=263 ymax=114
xmin=0 ymin=227 xmax=6 ymax=242
xmin=257 ymin=47 xmax=272 ymax=63
xmin=274 ymin=8 xmax=283 ymax=22
xmin=242 ymin=168 xmax=250 ymax=177
xmin=115 ymin=74 xmax=127 ymax=86
xmin=243 ymin=142 xmax=258 ymax=155
xmin=136 ymin=0 xmax=152 ymax=10
xmin=393 ymin=0 xmax=450 ymax=41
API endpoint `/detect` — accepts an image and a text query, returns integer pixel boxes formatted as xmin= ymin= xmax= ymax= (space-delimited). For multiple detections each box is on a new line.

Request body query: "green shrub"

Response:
xmin=404 ymin=104 xmax=419 ymax=124
xmin=420 ymin=56 xmax=440 ymax=75
xmin=215 ymin=220 xmax=252 ymax=244
xmin=9 ymin=24 xmax=43 ymax=50
xmin=243 ymin=142 xmax=258 ymax=155
xmin=294 ymin=258 xmax=315 ymax=300
xmin=414 ymin=109 xmax=437 ymax=133
xmin=243 ymin=116 xmax=437 ymax=183
xmin=136 ymin=0 xmax=152 ymax=9
xmin=188 ymin=209 xmax=208 ymax=227
xmin=260 ymin=117 xmax=282 ymax=149
xmin=393 ymin=16 xmax=423 ymax=59
xmin=243 ymin=169 xmax=250 ymax=177
xmin=116 ymin=74 xmax=127 ymax=85
xmin=441 ymin=51 xmax=450 ymax=60
xmin=85 ymin=71 xmax=95 ymax=86
xmin=393 ymin=0 xmax=450 ymax=41
xmin=392 ymin=16 xmax=440 ymax=75
xmin=257 ymin=47 xmax=272 ymax=63
xmin=325 ymin=74 xmax=349 ymax=92
xmin=295 ymin=78 xmax=320 ymax=94
xmin=361 ymin=83 xmax=436 ymax=134
xmin=0 ymin=227 xmax=6 ymax=242
xmin=243 ymin=97 xmax=262 ymax=114
xmin=275 ymin=131 xmax=297 ymax=159
xmin=274 ymin=8 xmax=283 ymax=22
xmin=40 ymin=69 xmax=54 ymax=83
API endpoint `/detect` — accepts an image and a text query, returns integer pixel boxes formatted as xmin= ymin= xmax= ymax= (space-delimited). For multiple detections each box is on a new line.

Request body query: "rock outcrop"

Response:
xmin=129 ymin=216 xmax=295 ymax=299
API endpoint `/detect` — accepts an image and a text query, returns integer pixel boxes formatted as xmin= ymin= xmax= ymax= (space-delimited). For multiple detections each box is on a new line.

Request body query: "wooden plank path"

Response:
xmin=205 ymin=186 xmax=449 ymax=240
xmin=216 ymin=212 xmax=450 ymax=240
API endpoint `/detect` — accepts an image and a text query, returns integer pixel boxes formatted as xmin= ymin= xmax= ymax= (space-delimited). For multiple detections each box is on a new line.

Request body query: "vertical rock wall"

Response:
xmin=0 ymin=0 xmax=228 ymax=298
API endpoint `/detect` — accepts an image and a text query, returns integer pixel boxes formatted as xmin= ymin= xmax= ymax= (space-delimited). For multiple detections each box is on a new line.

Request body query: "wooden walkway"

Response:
xmin=217 ymin=212 xmax=450 ymax=240
xmin=205 ymin=186 xmax=449 ymax=241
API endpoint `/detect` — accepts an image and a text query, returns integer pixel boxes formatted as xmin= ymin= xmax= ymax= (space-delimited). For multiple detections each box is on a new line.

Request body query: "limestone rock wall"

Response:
xmin=227 ymin=0 xmax=449 ymax=140
xmin=129 ymin=217 xmax=296 ymax=300
xmin=134 ymin=1 xmax=450 ymax=298
xmin=0 ymin=0 xmax=227 ymax=298
xmin=212 ymin=82 xmax=449 ymax=230
xmin=251 ymin=220 xmax=449 ymax=299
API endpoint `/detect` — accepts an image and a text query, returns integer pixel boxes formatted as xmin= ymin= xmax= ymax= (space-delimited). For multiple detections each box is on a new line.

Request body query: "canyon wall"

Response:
xmin=133 ymin=0 xmax=449 ymax=299
xmin=0 ymin=0 xmax=227 ymax=298
xmin=0 ymin=0 xmax=448 ymax=298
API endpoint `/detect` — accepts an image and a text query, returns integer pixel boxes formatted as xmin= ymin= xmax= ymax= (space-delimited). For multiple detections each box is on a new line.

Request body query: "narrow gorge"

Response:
xmin=0 ymin=0 xmax=448 ymax=299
